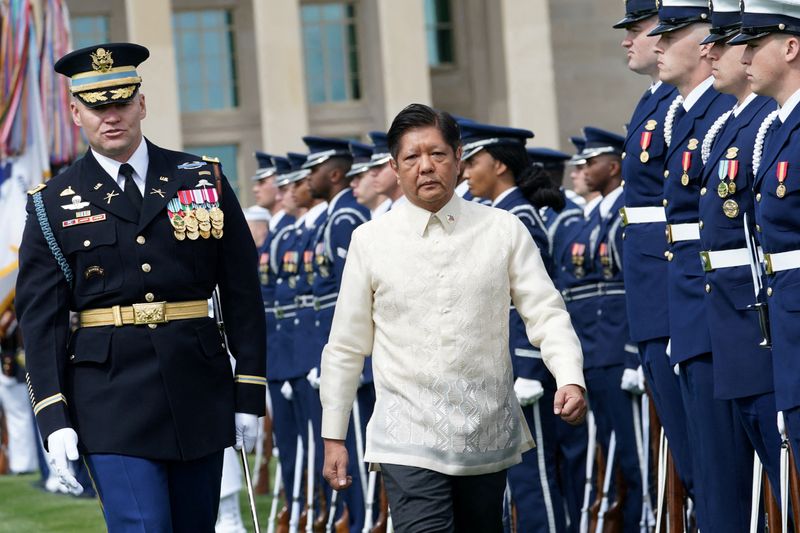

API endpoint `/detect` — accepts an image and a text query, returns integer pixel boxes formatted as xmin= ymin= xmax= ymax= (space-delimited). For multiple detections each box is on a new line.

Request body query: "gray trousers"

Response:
xmin=381 ymin=463 xmax=506 ymax=533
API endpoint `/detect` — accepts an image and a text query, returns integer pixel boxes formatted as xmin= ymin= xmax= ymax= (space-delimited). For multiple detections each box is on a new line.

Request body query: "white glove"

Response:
xmin=514 ymin=378 xmax=545 ymax=406
xmin=46 ymin=428 xmax=83 ymax=496
xmin=673 ymin=363 xmax=680 ymax=376
xmin=778 ymin=411 xmax=787 ymax=439
xmin=665 ymin=339 xmax=671 ymax=357
xmin=280 ymin=380 xmax=294 ymax=400
xmin=621 ymin=366 xmax=646 ymax=395
xmin=306 ymin=367 xmax=321 ymax=390
xmin=234 ymin=413 xmax=259 ymax=452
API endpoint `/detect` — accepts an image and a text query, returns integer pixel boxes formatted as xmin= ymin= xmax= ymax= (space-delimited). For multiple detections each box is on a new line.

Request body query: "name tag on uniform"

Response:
xmin=62 ymin=214 xmax=106 ymax=228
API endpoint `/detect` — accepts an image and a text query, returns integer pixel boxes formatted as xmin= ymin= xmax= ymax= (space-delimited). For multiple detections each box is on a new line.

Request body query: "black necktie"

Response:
xmin=673 ymin=105 xmax=687 ymax=126
xmin=764 ymin=117 xmax=782 ymax=152
xmin=119 ymin=163 xmax=142 ymax=211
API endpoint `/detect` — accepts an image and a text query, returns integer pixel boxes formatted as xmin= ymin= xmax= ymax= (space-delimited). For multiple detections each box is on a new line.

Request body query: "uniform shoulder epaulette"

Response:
xmin=27 ymin=183 xmax=46 ymax=195
xmin=202 ymin=155 xmax=220 ymax=163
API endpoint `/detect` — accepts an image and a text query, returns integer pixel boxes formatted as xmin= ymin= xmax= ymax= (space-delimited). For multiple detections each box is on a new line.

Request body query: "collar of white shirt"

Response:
xmin=583 ymin=195 xmax=602 ymax=218
xmin=269 ymin=209 xmax=286 ymax=232
xmin=491 ymin=186 xmax=518 ymax=207
xmin=779 ymin=87 xmax=800 ymax=123
xmin=401 ymin=192 xmax=462 ymax=237
xmin=91 ymin=137 xmax=149 ymax=193
xmin=327 ymin=188 xmax=349 ymax=214
xmin=306 ymin=201 xmax=328 ymax=229
xmin=733 ymin=92 xmax=758 ymax=118
xmin=454 ymin=180 xmax=470 ymax=198
xmin=682 ymin=76 xmax=714 ymax=112
xmin=598 ymin=186 xmax=624 ymax=219
xmin=650 ymin=80 xmax=662 ymax=94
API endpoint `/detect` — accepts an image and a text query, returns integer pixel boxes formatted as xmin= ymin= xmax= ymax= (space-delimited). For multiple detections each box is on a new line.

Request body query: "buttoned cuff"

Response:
xmin=554 ymin=362 xmax=586 ymax=391
xmin=321 ymin=407 xmax=352 ymax=440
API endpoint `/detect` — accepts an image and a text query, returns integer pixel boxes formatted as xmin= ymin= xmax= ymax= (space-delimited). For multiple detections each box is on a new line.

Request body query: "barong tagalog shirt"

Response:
xmin=320 ymin=193 xmax=585 ymax=476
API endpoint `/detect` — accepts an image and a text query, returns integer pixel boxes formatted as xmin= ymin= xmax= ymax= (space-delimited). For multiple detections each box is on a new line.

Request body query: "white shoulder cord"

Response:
xmin=701 ymin=108 xmax=734 ymax=165
xmin=752 ymin=109 xmax=780 ymax=177
xmin=664 ymin=95 xmax=685 ymax=148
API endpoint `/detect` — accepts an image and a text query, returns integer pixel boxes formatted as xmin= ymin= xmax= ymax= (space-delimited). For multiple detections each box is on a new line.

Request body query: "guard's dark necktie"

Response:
xmin=119 ymin=163 xmax=142 ymax=211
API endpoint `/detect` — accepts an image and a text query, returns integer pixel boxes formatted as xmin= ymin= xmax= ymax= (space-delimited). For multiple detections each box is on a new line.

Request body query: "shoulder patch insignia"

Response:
xmin=177 ymin=161 xmax=207 ymax=170
xmin=27 ymin=183 xmax=46 ymax=195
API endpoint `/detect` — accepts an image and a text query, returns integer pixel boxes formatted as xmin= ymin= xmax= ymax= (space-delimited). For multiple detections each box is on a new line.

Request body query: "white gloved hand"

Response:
xmin=621 ymin=366 xmax=646 ymax=395
xmin=280 ymin=380 xmax=294 ymax=400
xmin=306 ymin=367 xmax=321 ymax=390
xmin=666 ymin=339 xmax=671 ymax=357
xmin=673 ymin=363 xmax=680 ymax=376
xmin=514 ymin=378 xmax=545 ymax=406
xmin=778 ymin=411 xmax=787 ymax=439
xmin=46 ymin=428 xmax=83 ymax=496
xmin=234 ymin=413 xmax=259 ymax=452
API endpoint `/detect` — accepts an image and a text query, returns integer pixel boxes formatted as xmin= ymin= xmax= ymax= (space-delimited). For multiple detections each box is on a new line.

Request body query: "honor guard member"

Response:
xmin=348 ymin=140 xmax=389 ymax=218
xmin=528 ymin=148 xmax=585 ymax=272
xmin=263 ymin=155 xmax=304 ymax=505
xmin=614 ymin=0 xmax=695 ymax=493
xmin=699 ymin=0 xmax=782 ymax=497
xmin=368 ymin=131 xmax=406 ymax=211
xmin=731 ymin=0 xmax=800 ymax=477
xmin=460 ymin=121 xmax=568 ymax=533
xmin=16 ymin=43 xmax=266 ymax=531
xmin=302 ymin=136 xmax=369 ymax=533
xmin=559 ymin=127 xmax=644 ymax=532
xmin=650 ymin=3 xmax=748 ymax=529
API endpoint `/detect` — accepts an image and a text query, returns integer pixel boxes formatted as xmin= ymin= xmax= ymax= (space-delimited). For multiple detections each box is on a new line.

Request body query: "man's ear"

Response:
xmin=70 ymin=100 xmax=82 ymax=128
xmin=786 ymin=35 xmax=800 ymax=63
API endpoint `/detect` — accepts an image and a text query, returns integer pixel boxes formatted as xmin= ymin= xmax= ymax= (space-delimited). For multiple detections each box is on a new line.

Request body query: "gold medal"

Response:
xmin=722 ymin=199 xmax=739 ymax=218
xmin=681 ymin=173 xmax=690 ymax=186
xmin=212 ymin=228 xmax=224 ymax=239
xmin=170 ymin=214 xmax=186 ymax=231
xmin=687 ymin=138 xmax=699 ymax=150
xmin=199 ymin=229 xmax=211 ymax=239
xmin=195 ymin=207 xmax=210 ymax=223
xmin=187 ymin=230 xmax=200 ymax=240
xmin=209 ymin=207 xmax=224 ymax=222
xmin=185 ymin=215 xmax=199 ymax=233
xmin=640 ymin=151 xmax=650 ymax=163
xmin=173 ymin=230 xmax=186 ymax=241
xmin=645 ymin=120 xmax=658 ymax=131
xmin=777 ymin=183 xmax=787 ymax=198
xmin=726 ymin=147 xmax=739 ymax=159
xmin=728 ymin=181 xmax=736 ymax=194
xmin=199 ymin=221 xmax=211 ymax=232
xmin=717 ymin=181 xmax=730 ymax=198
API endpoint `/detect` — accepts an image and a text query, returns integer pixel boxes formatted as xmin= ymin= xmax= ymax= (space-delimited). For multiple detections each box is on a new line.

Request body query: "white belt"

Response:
xmin=666 ymin=223 xmax=700 ymax=243
xmin=765 ymin=250 xmax=800 ymax=274
xmin=699 ymin=248 xmax=751 ymax=272
xmin=514 ymin=348 xmax=542 ymax=359
xmin=620 ymin=206 xmax=666 ymax=225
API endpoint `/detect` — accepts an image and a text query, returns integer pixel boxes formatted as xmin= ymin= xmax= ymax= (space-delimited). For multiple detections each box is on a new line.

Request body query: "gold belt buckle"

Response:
xmin=619 ymin=207 xmax=629 ymax=226
xmin=132 ymin=302 xmax=168 ymax=325
xmin=665 ymin=225 xmax=674 ymax=244
xmin=699 ymin=251 xmax=712 ymax=272
xmin=764 ymin=254 xmax=774 ymax=275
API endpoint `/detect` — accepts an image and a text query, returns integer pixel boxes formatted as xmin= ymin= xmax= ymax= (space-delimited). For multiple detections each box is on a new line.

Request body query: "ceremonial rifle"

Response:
xmin=743 ymin=213 xmax=771 ymax=347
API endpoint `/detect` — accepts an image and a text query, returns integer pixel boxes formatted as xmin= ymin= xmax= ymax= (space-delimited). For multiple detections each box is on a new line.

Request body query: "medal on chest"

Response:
xmin=259 ymin=252 xmax=270 ymax=285
xmin=640 ymin=131 xmax=653 ymax=163
xmin=571 ymin=243 xmax=586 ymax=279
xmin=304 ymin=250 xmax=315 ymax=284
xmin=315 ymin=242 xmax=330 ymax=278
xmin=777 ymin=161 xmax=789 ymax=198
xmin=681 ymin=151 xmax=692 ymax=186
xmin=599 ymin=243 xmax=613 ymax=280
xmin=168 ymin=187 xmax=225 ymax=241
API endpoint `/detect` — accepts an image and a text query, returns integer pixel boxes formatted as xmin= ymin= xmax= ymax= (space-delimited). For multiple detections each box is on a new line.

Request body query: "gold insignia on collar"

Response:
xmin=198 ymin=170 xmax=211 ymax=176
xmin=103 ymin=191 xmax=119 ymax=204
xmin=94 ymin=182 xmax=103 ymax=190
xmin=160 ymin=176 xmax=169 ymax=182
xmin=150 ymin=188 xmax=165 ymax=198
xmin=645 ymin=120 xmax=658 ymax=131
xmin=91 ymin=48 xmax=113 ymax=72
xmin=60 ymin=186 xmax=75 ymax=197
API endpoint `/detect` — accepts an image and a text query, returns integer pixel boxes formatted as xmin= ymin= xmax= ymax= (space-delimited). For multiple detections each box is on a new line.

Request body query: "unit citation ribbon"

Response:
xmin=640 ymin=132 xmax=652 ymax=163
xmin=777 ymin=161 xmax=789 ymax=198
xmin=681 ymin=152 xmax=692 ymax=186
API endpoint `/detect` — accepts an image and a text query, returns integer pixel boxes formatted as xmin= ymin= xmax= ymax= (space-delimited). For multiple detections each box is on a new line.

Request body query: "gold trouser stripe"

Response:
xmin=79 ymin=300 xmax=209 ymax=327
xmin=33 ymin=393 xmax=67 ymax=415
xmin=235 ymin=375 xmax=267 ymax=386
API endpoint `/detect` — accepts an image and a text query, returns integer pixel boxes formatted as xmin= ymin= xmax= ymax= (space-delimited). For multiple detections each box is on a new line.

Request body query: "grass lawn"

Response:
xmin=0 ymin=459 xmax=280 ymax=532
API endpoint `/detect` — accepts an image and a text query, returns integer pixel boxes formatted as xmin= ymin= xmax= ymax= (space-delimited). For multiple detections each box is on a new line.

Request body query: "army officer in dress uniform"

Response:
xmin=15 ymin=43 xmax=266 ymax=532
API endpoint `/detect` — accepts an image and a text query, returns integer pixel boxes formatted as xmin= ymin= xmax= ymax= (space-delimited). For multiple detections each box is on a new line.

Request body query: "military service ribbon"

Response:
xmin=777 ymin=161 xmax=789 ymax=198
xmin=599 ymin=243 xmax=612 ymax=279
xmin=727 ymin=160 xmax=739 ymax=194
xmin=640 ymin=132 xmax=652 ymax=163
xmin=571 ymin=242 xmax=586 ymax=279
xmin=681 ymin=151 xmax=692 ymax=186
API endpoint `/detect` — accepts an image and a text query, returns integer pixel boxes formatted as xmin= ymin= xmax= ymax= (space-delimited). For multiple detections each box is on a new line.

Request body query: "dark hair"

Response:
xmin=485 ymin=144 xmax=565 ymax=211
xmin=387 ymin=103 xmax=461 ymax=159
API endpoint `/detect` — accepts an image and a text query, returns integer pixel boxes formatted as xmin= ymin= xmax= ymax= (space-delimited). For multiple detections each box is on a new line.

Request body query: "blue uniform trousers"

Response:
xmin=507 ymin=388 xmax=567 ymax=533
xmin=734 ymin=393 xmax=782 ymax=504
xmin=782 ymin=406 xmax=800 ymax=482
xmin=584 ymin=364 xmax=643 ymax=533
xmin=555 ymin=418 xmax=587 ymax=533
xmin=679 ymin=354 xmax=752 ymax=533
xmin=268 ymin=380 xmax=302 ymax=500
xmin=638 ymin=337 xmax=693 ymax=493
xmin=84 ymin=450 xmax=224 ymax=533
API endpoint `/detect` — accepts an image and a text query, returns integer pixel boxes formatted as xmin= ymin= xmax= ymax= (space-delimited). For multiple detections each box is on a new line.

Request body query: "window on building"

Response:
xmin=301 ymin=3 xmax=361 ymax=104
xmin=172 ymin=10 xmax=238 ymax=113
xmin=425 ymin=0 xmax=455 ymax=67
xmin=184 ymin=143 xmax=240 ymax=198
xmin=71 ymin=16 xmax=109 ymax=50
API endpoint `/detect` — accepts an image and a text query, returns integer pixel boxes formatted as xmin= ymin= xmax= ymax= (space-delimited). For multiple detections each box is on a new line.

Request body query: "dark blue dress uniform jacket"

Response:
xmin=621 ymin=83 xmax=677 ymax=343
xmin=311 ymin=190 xmax=369 ymax=357
xmin=753 ymin=103 xmax=800 ymax=411
xmin=265 ymin=215 xmax=299 ymax=382
xmin=664 ymin=87 xmax=737 ymax=364
xmin=496 ymin=188 xmax=555 ymax=385
xmin=15 ymin=141 xmax=266 ymax=461
xmin=698 ymin=95 xmax=775 ymax=400
xmin=295 ymin=209 xmax=328 ymax=375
